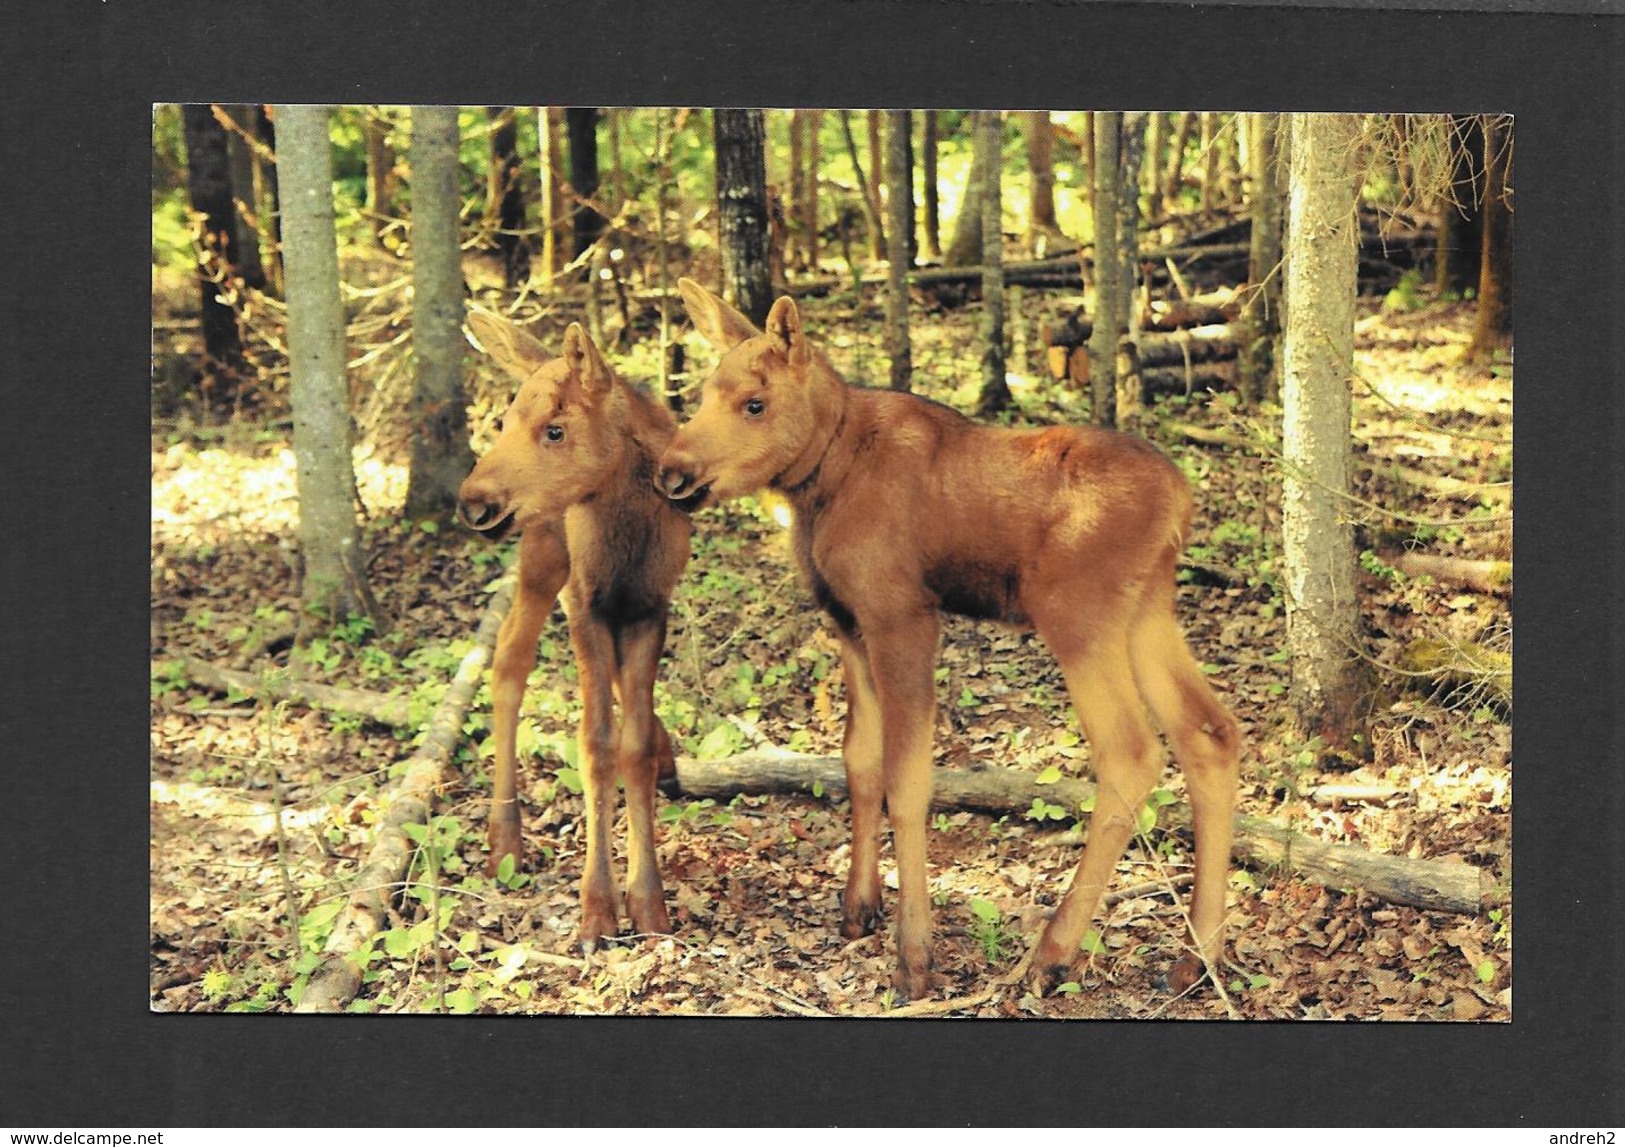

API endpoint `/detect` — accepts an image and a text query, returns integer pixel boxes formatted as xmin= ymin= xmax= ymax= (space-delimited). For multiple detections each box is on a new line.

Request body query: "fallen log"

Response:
xmin=169 ymin=655 xmax=416 ymax=727
xmin=1387 ymin=552 xmax=1512 ymax=595
xmin=1132 ymin=323 xmax=1237 ymax=368
xmin=1140 ymin=361 xmax=1238 ymax=398
xmin=295 ymin=570 xmax=518 ymax=1013
xmin=1366 ymin=460 xmax=1513 ymax=507
xmin=672 ymin=752 xmax=1492 ymax=915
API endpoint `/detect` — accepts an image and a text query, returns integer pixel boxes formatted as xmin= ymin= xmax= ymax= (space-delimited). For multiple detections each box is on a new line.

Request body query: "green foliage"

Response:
xmin=1024 ymin=797 xmax=1070 ymax=824
xmin=1382 ymin=270 xmax=1426 ymax=313
xmin=967 ymin=898 xmax=1012 ymax=963
xmin=1359 ymin=548 xmax=1404 ymax=584
xmin=694 ymin=719 xmax=746 ymax=760
xmin=659 ymin=798 xmax=732 ymax=829
xmin=151 ymin=659 xmax=191 ymax=698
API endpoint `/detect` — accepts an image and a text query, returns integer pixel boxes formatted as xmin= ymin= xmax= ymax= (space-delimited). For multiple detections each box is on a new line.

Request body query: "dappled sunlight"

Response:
xmin=152 ymin=438 xmax=409 ymax=544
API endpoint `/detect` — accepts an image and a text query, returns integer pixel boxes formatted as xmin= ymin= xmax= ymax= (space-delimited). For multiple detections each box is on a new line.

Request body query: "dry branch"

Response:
xmin=294 ymin=571 xmax=517 ymax=1013
xmin=673 ymin=752 xmax=1491 ymax=915
xmin=171 ymin=655 xmax=415 ymax=727
xmin=1394 ymin=637 xmax=1512 ymax=708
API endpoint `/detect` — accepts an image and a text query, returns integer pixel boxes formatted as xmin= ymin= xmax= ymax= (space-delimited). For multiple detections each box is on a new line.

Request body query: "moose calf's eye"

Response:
xmin=743 ymin=398 xmax=765 ymax=417
xmin=545 ymin=424 xmax=565 ymax=443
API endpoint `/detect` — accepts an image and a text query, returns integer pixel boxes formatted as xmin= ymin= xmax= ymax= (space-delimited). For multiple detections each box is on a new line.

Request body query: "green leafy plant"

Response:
xmin=968 ymin=898 xmax=1012 ymax=962
xmin=1025 ymin=797 xmax=1069 ymax=824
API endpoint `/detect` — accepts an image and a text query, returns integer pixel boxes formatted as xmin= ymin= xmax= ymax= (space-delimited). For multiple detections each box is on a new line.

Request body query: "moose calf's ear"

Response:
xmin=765 ymin=296 xmax=807 ymax=365
xmin=562 ymin=322 xmax=613 ymax=399
xmin=467 ymin=311 xmax=552 ymax=384
xmin=678 ymin=276 xmax=760 ymax=351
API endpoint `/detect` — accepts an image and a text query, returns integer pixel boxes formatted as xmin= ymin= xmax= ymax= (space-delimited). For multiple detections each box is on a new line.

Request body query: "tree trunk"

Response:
xmin=606 ymin=106 xmax=624 ymax=212
xmin=1087 ymin=111 xmax=1123 ymax=428
xmin=1239 ymin=112 xmax=1284 ymax=406
xmin=182 ymin=103 xmax=243 ymax=387
xmin=538 ymin=107 xmax=564 ymax=285
xmin=653 ymin=109 xmax=680 ymax=408
xmin=1281 ymin=113 xmax=1372 ymax=750
xmin=406 ymin=106 xmax=476 ymax=524
xmin=364 ymin=109 xmax=397 ymax=248
xmin=883 ymin=110 xmax=913 ymax=392
xmin=804 ymin=109 xmax=822 ymax=271
xmin=714 ymin=108 xmax=773 ymax=328
xmin=252 ymin=105 xmax=284 ymax=296
xmin=566 ymin=107 xmax=604 ymax=263
xmin=921 ymin=110 xmax=941 ymax=262
xmin=1024 ymin=110 xmax=1057 ymax=245
xmin=1117 ymin=113 xmax=1146 ymax=333
xmin=1200 ymin=113 xmax=1219 ymax=213
xmin=837 ymin=110 xmax=886 ymax=266
xmin=1116 ymin=112 xmax=1147 ymax=422
xmin=1465 ymin=116 xmax=1513 ymax=363
xmin=945 ymin=116 xmax=986 ymax=268
xmin=788 ymin=109 xmax=807 ymax=271
xmin=275 ymin=104 xmax=379 ymax=639
xmin=977 ymin=111 xmax=1011 ymax=416
xmin=1144 ymin=112 xmax=1166 ymax=220
xmin=1435 ymin=115 xmax=1484 ymax=297
xmin=222 ymin=105 xmax=266 ymax=289
xmin=1162 ymin=111 xmax=1194 ymax=210
xmin=484 ymin=107 xmax=528 ymax=288
xmin=866 ymin=111 xmax=887 ymax=261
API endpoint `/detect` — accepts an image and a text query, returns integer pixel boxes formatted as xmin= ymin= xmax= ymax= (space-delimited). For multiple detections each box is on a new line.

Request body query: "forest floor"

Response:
xmin=150 ymin=282 xmax=1513 ymax=1019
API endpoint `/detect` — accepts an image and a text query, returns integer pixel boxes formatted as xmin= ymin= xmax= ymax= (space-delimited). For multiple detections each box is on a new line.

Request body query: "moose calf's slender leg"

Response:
xmin=616 ymin=617 xmax=673 ymax=936
xmin=486 ymin=536 xmax=567 ymax=873
xmin=570 ymin=616 xmax=622 ymax=950
xmin=1129 ymin=604 xmax=1242 ymax=989
xmin=864 ymin=613 xmax=942 ymax=1000
xmin=838 ymin=637 xmax=885 ymax=939
xmin=1029 ymin=633 xmax=1164 ymax=994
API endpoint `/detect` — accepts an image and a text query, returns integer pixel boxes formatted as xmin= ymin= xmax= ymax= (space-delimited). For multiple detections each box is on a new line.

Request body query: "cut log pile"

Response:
xmin=1040 ymin=291 xmax=1243 ymax=400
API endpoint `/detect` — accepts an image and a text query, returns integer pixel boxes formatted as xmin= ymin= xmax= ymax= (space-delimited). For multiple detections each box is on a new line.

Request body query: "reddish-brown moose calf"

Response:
xmin=657 ymin=279 xmax=1242 ymax=1000
xmin=459 ymin=314 xmax=693 ymax=949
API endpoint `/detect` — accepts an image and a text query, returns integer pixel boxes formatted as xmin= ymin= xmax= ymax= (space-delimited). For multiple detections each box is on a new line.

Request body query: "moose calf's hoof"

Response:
xmin=892 ymin=959 xmax=938 ymax=1003
xmin=1025 ymin=959 xmax=1078 ymax=999
xmin=839 ymin=892 xmax=883 ymax=940
xmin=578 ymin=906 xmax=621 ymax=955
xmin=627 ymin=891 xmax=672 ymax=938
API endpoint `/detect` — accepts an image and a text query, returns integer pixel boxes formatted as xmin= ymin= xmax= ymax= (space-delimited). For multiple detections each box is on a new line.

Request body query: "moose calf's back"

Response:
xmin=802 ymin=388 xmax=1191 ymax=632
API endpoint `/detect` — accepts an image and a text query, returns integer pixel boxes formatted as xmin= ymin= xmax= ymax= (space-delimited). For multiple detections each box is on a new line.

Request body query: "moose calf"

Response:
xmin=657 ymin=280 xmax=1241 ymax=1000
xmin=459 ymin=315 xmax=693 ymax=948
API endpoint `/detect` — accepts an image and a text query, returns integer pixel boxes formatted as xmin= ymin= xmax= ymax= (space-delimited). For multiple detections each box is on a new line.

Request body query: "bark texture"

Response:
xmin=1087 ymin=111 xmax=1123 ymax=428
xmin=977 ymin=111 xmax=1010 ymax=415
xmin=714 ymin=109 xmax=773 ymax=327
xmin=1466 ymin=116 xmax=1513 ymax=363
xmin=883 ymin=110 xmax=913 ymax=392
xmin=1239 ymin=112 xmax=1284 ymax=405
xmin=1280 ymin=112 xmax=1371 ymax=747
xmin=406 ymin=106 xmax=476 ymax=522
xmin=275 ymin=104 xmax=378 ymax=637
xmin=183 ymin=103 xmax=243 ymax=381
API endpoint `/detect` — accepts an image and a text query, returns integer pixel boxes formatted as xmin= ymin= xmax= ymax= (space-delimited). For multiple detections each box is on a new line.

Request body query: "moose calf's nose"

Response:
xmin=458 ymin=495 xmax=498 ymax=530
xmin=656 ymin=466 xmax=693 ymax=500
